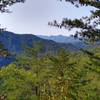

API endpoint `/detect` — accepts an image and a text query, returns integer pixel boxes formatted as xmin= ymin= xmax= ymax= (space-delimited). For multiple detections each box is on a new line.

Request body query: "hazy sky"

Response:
xmin=0 ymin=0 xmax=94 ymax=36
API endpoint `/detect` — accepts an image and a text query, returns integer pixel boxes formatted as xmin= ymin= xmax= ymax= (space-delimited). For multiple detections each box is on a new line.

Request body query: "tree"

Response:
xmin=0 ymin=64 xmax=38 ymax=100
xmin=15 ymin=45 xmax=50 ymax=99
xmin=0 ymin=44 xmax=100 ymax=100
xmin=0 ymin=0 xmax=25 ymax=12
xmin=49 ymin=0 xmax=100 ymax=42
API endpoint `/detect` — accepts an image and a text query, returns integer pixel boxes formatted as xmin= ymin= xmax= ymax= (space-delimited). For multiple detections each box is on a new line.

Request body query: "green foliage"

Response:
xmin=0 ymin=47 xmax=100 ymax=100
xmin=0 ymin=64 xmax=38 ymax=100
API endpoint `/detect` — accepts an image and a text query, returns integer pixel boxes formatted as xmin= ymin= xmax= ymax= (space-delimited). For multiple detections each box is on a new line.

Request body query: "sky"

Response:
xmin=0 ymin=0 xmax=95 ymax=36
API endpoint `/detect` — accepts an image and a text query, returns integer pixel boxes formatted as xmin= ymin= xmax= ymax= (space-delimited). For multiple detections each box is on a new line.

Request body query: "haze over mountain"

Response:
xmin=38 ymin=35 xmax=87 ymax=48
xmin=38 ymin=35 xmax=100 ymax=50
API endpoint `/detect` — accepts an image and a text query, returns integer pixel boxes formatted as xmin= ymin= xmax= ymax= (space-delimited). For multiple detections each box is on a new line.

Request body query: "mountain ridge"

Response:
xmin=0 ymin=31 xmax=78 ymax=67
xmin=38 ymin=35 xmax=89 ymax=48
xmin=0 ymin=31 xmax=78 ymax=53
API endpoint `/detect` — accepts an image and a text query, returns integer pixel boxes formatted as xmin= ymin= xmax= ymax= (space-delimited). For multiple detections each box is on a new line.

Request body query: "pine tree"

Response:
xmin=49 ymin=0 xmax=100 ymax=42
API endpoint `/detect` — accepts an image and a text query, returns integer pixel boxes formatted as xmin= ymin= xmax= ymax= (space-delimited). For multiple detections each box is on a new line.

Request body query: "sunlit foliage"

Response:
xmin=0 ymin=47 xmax=100 ymax=100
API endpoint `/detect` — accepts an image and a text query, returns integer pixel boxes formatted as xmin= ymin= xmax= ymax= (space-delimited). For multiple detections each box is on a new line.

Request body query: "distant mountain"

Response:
xmin=38 ymin=35 xmax=79 ymax=43
xmin=0 ymin=31 xmax=78 ymax=67
xmin=0 ymin=31 xmax=78 ymax=53
xmin=38 ymin=35 xmax=88 ymax=48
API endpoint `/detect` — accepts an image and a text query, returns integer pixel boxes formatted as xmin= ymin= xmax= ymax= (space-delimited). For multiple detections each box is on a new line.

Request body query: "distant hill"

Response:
xmin=0 ymin=31 xmax=78 ymax=67
xmin=0 ymin=31 xmax=78 ymax=54
xmin=38 ymin=35 xmax=79 ymax=43
xmin=38 ymin=35 xmax=92 ymax=49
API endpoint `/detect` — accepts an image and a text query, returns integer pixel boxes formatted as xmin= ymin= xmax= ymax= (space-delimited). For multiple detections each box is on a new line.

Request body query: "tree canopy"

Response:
xmin=0 ymin=47 xmax=100 ymax=100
